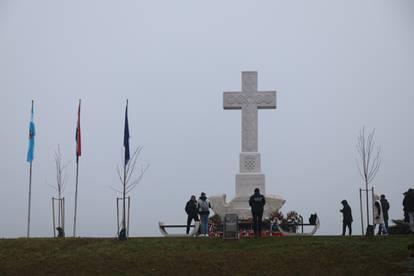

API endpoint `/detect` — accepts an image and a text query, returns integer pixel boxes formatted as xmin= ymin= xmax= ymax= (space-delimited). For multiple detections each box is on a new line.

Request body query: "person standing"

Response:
xmin=403 ymin=188 xmax=414 ymax=233
xmin=380 ymin=194 xmax=390 ymax=233
xmin=249 ymin=188 xmax=266 ymax=237
xmin=373 ymin=194 xmax=387 ymax=235
xmin=340 ymin=200 xmax=353 ymax=236
xmin=185 ymin=195 xmax=199 ymax=235
xmin=198 ymin=192 xmax=212 ymax=237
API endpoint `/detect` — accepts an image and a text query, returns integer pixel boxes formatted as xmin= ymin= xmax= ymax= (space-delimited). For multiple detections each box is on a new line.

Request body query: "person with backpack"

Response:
xmin=249 ymin=188 xmax=266 ymax=237
xmin=380 ymin=194 xmax=390 ymax=233
xmin=185 ymin=195 xmax=199 ymax=235
xmin=340 ymin=200 xmax=353 ymax=236
xmin=198 ymin=192 xmax=212 ymax=237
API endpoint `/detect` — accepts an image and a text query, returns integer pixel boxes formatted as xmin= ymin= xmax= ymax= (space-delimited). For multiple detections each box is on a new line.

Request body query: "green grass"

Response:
xmin=0 ymin=236 xmax=413 ymax=275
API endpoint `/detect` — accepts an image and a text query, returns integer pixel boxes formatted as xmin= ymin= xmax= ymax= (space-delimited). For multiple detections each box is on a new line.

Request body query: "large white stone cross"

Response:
xmin=210 ymin=71 xmax=284 ymax=219
xmin=223 ymin=71 xmax=276 ymax=152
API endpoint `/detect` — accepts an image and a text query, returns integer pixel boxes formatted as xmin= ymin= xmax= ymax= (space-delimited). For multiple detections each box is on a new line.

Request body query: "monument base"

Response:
xmin=210 ymin=194 xmax=285 ymax=220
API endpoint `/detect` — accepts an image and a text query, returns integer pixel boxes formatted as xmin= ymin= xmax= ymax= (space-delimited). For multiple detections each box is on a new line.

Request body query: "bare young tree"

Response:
xmin=113 ymin=146 xmax=149 ymax=239
xmin=49 ymin=145 xmax=69 ymax=237
xmin=54 ymin=146 xmax=68 ymax=200
xmin=356 ymin=126 xmax=381 ymax=229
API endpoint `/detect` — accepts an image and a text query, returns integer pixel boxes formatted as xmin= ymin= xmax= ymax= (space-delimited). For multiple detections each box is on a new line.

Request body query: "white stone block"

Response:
xmin=235 ymin=173 xmax=265 ymax=198
xmin=239 ymin=152 xmax=261 ymax=173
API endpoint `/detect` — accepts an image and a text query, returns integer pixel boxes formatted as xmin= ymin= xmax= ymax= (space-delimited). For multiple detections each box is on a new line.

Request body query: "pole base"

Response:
xmin=118 ymin=228 xmax=127 ymax=240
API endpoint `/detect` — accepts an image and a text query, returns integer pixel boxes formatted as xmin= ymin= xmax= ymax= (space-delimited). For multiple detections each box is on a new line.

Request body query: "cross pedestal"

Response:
xmin=210 ymin=71 xmax=285 ymax=220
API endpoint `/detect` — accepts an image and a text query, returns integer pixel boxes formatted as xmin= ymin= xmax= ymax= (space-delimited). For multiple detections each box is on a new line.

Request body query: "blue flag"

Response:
xmin=27 ymin=101 xmax=35 ymax=163
xmin=123 ymin=100 xmax=130 ymax=165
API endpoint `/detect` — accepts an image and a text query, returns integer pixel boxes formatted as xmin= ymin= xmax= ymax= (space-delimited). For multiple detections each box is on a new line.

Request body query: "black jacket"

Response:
xmin=185 ymin=200 xmax=198 ymax=217
xmin=340 ymin=203 xmax=353 ymax=223
xmin=249 ymin=192 xmax=266 ymax=213
xmin=380 ymin=198 xmax=390 ymax=220
xmin=403 ymin=190 xmax=414 ymax=212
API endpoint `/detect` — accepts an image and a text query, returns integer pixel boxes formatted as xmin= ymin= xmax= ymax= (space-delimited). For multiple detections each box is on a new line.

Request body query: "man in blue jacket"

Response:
xmin=249 ymin=188 xmax=266 ymax=237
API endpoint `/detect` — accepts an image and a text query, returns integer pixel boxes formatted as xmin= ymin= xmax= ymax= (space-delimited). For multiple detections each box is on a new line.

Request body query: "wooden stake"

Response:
xmin=52 ymin=198 xmax=56 ymax=238
xmin=359 ymin=188 xmax=364 ymax=235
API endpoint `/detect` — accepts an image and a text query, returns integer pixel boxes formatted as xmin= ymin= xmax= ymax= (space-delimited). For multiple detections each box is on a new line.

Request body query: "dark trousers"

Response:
xmin=186 ymin=214 xmax=199 ymax=234
xmin=252 ymin=211 xmax=263 ymax=237
xmin=342 ymin=222 xmax=352 ymax=236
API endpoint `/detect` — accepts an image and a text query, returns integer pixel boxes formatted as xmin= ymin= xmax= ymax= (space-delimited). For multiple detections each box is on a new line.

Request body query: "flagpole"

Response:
xmin=122 ymin=99 xmax=128 ymax=234
xmin=73 ymin=99 xmax=81 ymax=237
xmin=26 ymin=99 xmax=35 ymax=238
xmin=27 ymin=161 xmax=32 ymax=238
xmin=73 ymin=157 xmax=79 ymax=237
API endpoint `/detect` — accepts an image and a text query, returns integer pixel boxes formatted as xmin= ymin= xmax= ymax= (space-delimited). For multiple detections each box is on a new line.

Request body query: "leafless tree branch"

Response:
xmin=125 ymin=164 xmax=150 ymax=194
xmin=116 ymin=165 xmax=123 ymax=185
xmin=116 ymin=146 xmax=149 ymax=196
xmin=356 ymin=126 xmax=381 ymax=186
xmin=355 ymin=159 xmax=364 ymax=180
xmin=110 ymin=186 xmax=123 ymax=194
xmin=53 ymin=145 xmax=69 ymax=200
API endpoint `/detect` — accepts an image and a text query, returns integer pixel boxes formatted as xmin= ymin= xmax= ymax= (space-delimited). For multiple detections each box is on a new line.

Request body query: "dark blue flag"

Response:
xmin=123 ymin=100 xmax=130 ymax=165
xmin=75 ymin=100 xmax=82 ymax=163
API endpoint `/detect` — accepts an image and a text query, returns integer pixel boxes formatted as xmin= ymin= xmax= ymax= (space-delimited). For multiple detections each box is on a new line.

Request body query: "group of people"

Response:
xmin=341 ymin=189 xmax=414 ymax=236
xmin=185 ymin=188 xmax=414 ymax=237
xmin=184 ymin=188 xmax=267 ymax=237
xmin=341 ymin=194 xmax=390 ymax=236
xmin=184 ymin=192 xmax=212 ymax=236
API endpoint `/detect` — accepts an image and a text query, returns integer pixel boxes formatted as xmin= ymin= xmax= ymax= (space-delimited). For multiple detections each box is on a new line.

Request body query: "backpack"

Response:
xmin=199 ymin=200 xmax=209 ymax=212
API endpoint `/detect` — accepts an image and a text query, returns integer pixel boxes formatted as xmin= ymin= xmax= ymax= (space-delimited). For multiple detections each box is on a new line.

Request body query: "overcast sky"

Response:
xmin=0 ymin=0 xmax=413 ymax=237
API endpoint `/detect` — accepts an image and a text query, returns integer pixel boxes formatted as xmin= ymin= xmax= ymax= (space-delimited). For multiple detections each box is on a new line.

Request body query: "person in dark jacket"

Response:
xmin=403 ymin=188 xmax=414 ymax=232
xmin=185 ymin=195 xmax=199 ymax=234
xmin=380 ymin=194 xmax=390 ymax=233
xmin=340 ymin=200 xmax=353 ymax=236
xmin=249 ymin=188 xmax=266 ymax=237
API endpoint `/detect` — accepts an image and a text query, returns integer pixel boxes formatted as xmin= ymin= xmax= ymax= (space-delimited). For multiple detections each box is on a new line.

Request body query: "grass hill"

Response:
xmin=0 ymin=235 xmax=413 ymax=275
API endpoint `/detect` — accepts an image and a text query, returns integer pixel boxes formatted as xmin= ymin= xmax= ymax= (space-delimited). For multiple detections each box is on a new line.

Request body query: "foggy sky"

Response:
xmin=0 ymin=0 xmax=413 ymax=237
